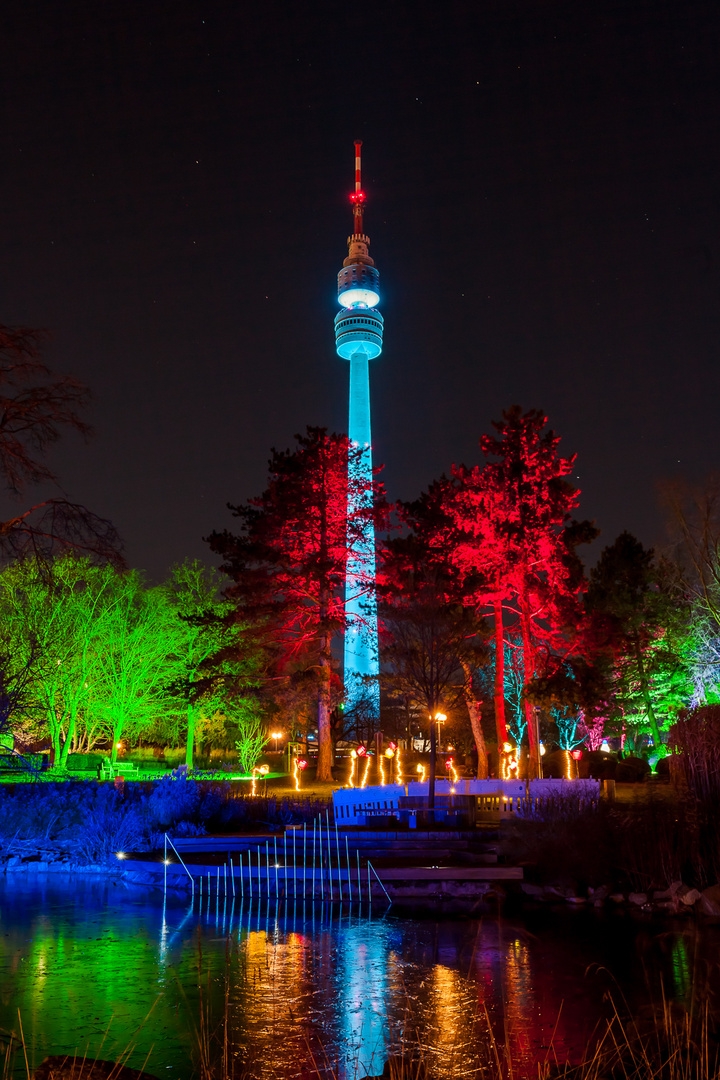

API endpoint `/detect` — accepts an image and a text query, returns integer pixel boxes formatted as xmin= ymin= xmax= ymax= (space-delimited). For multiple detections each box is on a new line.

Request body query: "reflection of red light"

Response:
xmin=445 ymin=757 xmax=454 ymax=769
xmin=571 ymin=749 xmax=582 ymax=760
xmin=357 ymin=745 xmax=367 ymax=757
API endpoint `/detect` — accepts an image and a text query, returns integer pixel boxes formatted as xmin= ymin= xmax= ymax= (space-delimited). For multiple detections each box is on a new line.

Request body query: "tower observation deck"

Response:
xmin=335 ymin=141 xmax=382 ymax=717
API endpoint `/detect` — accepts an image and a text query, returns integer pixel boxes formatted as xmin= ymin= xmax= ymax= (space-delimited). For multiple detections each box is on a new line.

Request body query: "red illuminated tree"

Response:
xmin=447 ymin=408 xmax=592 ymax=776
xmin=207 ymin=427 xmax=387 ymax=782
xmin=380 ymin=480 xmax=490 ymax=780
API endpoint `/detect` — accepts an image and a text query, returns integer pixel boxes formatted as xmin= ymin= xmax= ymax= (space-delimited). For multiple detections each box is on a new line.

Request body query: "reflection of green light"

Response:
xmin=5 ymin=887 xmax=201 ymax=1073
xmin=671 ymin=937 xmax=691 ymax=997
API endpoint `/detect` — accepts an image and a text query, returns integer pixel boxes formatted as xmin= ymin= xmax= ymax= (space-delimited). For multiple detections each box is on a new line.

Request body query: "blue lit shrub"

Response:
xmin=0 ymin=779 xmax=334 ymax=863
xmin=0 ymin=777 xmax=228 ymax=862
xmin=147 ymin=773 xmax=202 ymax=827
xmin=71 ymin=787 xmax=149 ymax=862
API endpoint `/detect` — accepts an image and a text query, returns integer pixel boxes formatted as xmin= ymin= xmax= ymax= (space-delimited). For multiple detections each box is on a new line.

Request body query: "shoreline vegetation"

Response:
xmin=0 ymin=776 xmax=325 ymax=865
xmin=1 ymin=771 xmax=719 ymax=1079
xmin=0 ymin=772 xmax=719 ymax=918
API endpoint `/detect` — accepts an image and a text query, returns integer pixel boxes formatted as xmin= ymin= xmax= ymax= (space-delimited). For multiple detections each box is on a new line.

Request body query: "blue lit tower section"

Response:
xmin=335 ymin=141 xmax=383 ymax=715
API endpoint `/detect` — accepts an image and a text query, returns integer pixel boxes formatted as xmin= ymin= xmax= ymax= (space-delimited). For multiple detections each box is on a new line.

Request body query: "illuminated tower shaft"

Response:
xmin=335 ymin=141 xmax=383 ymax=715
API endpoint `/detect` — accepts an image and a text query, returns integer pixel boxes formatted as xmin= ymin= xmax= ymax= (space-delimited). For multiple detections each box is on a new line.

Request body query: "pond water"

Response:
xmin=0 ymin=875 xmax=712 ymax=1079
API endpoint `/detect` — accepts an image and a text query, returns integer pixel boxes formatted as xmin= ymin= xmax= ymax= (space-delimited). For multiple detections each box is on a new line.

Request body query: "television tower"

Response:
xmin=334 ymin=141 xmax=383 ymax=716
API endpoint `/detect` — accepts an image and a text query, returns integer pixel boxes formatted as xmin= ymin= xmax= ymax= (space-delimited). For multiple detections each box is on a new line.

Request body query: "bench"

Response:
xmin=100 ymin=760 xmax=141 ymax=780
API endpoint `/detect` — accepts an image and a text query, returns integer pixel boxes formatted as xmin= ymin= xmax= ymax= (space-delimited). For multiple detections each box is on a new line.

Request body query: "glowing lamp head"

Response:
xmin=350 ymin=749 xmax=357 ymax=759
xmin=571 ymin=749 xmax=582 ymax=761
xmin=350 ymin=191 xmax=366 ymax=207
xmin=357 ymin=745 xmax=367 ymax=757
xmin=503 ymin=742 xmax=513 ymax=753
xmin=297 ymin=759 xmax=307 ymax=770
xmin=445 ymin=757 xmax=454 ymax=769
xmin=259 ymin=764 xmax=269 ymax=775
xmin=540 ymin=744 xmax=546 ymax=756
xmin=388 ymin=741 xmax=397 ymax=751
xmin=385 ymin=748 xmax=395 ymax=759
xmin=416 ymin=764 xmax=423 ymax=774
xmin=338 ymin=287 xmax=380 ymax=309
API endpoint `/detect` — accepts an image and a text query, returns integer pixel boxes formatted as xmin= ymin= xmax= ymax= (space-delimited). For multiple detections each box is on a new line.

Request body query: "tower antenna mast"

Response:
xmin=333 ymin=141 xmax=384 ymax=726
xmin=351 ymin=140 xmax=366 ymax=235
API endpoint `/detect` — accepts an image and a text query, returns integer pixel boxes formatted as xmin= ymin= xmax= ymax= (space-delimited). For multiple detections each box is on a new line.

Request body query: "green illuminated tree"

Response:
xmin=232 ymin=701 xmax=268 ymax=774
xmin=661 ymin=477 xmax=720 ymax=707
xmin=585 ymin=532 xmax=688 ymax=750
xmin=0 ymin=555 xmax=119 ymax=764
xmin=165 ymin=559 xmax=263 ymax=770
xmin=92 ymin=571 xmax=180 ymax=762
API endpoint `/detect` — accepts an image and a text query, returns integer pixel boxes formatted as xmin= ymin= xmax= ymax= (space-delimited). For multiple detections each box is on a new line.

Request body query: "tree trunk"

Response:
xmin=58 ymin=716 xmax=75 ymax=768
xmin=428 ymin=712 xmax=436 ymax=819
xmin=316 ymin=495 xmax=333 ymax=782
xmin=520 ymin=607 xmax=540 ymax=778
xmin=185 ymin=704 xmax=196 ymax=769
xmin=51 ymin=725 xmax=60 ymax=767
xmin=493 ymin=601 xmax=508 ymax=747
xmin=111 ymin=718 xmax=122 ymax=763
xmin=316 ymin=652 xmax=332 ymax=780
xmin=635 ymin=641 xmax=663 ymax=750
xmin=461 ymin=660 xmax=488 ymax=778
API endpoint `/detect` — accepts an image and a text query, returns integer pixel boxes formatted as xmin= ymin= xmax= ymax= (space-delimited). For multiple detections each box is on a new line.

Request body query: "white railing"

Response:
xmin=332 ymin=778 xmax=600 ymax=825
xmin=333 ymin=783 xmax=406 ymax=823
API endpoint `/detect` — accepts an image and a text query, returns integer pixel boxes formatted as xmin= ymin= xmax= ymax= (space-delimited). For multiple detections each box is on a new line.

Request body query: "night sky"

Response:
xmin=2 ymin=0 xmax=719 ymax=579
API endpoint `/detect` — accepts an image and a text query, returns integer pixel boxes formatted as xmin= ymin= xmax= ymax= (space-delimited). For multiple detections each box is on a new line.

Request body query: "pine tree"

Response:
xmin=380 ymin=480 xmax=489 ymax=778
xmin=447 ymin=408 xmax=591 ymax=775
xmin=208 ymin=427 xmax=387 ymax=781
xmin=585 ymin=532 xmax=688 ymax=752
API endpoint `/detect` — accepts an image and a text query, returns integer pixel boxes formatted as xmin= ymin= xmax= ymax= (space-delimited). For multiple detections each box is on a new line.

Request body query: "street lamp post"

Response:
xmin=428 ymin=712 xmax=446 ymax=821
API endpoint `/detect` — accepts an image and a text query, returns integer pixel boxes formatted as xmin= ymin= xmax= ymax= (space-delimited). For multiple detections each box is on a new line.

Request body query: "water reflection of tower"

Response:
xmin=334 ymin=141 xmax=383 ymax=717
